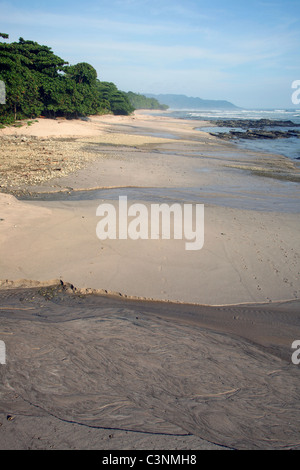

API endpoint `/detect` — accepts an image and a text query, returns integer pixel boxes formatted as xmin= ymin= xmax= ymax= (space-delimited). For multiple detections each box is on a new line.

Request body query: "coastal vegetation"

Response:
xmin=0 ymin=35 xmax=164 ymax=124
xmin=125 ymin=91 xmax=169 ymax=110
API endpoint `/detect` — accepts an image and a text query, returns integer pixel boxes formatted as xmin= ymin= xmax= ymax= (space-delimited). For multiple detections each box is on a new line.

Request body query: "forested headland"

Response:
xmin=125 ymin=91 xmax=169 ymax=111
xmin=0 ymin=35 xmax=167 ymax=125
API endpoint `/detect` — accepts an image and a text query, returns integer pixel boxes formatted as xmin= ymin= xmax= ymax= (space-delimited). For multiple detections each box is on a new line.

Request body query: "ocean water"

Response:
xmin=164 ymin=108 xmax=300 ymax=161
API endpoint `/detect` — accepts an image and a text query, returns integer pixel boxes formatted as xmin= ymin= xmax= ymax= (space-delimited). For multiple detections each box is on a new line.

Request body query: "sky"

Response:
xmin=1 ymin=0 xmax=300 ymax=109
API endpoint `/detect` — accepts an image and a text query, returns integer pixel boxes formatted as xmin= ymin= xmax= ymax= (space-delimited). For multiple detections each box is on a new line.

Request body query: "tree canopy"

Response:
xmin=0 ymin=37 xmax=135 ymax=123
xmin=125 ymin=91 xmax=168 ymax=110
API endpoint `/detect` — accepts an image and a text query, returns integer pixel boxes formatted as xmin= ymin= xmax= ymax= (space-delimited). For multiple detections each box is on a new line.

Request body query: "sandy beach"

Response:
xmin=0 ymin=110 xmax=300 ymax=450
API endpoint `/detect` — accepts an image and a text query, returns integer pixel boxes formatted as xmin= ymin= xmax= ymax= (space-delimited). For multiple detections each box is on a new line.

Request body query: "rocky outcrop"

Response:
xmin=209 ymin=119 xmax=300 ymax=129
xmin=210 ymin=129 xmax=300 ymax=140
xmin=208 ymin=119 xmax=300 ymax=140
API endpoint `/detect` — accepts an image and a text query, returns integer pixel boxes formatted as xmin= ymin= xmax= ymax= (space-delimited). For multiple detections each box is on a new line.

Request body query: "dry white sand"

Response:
xmin=0 ymin=111 xmax=299 ymax=305
xmin=0 ymin=193 xmax=299 ymax=306
xmin=0 ymin=111 xmax=300 ymax=450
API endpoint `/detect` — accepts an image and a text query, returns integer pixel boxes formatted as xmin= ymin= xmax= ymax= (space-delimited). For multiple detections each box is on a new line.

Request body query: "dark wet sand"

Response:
xmin=1 ymin=282 xmax=300 ymax=450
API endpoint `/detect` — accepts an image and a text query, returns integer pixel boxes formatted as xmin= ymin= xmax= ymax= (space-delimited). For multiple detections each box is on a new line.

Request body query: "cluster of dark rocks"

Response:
xmin=210 ymin=118 xmax=300 ymax=129
xmin=211 ymin=129 xmax=300 ymax=140
xmin=208 ymin=119 xmax=300 ymax=140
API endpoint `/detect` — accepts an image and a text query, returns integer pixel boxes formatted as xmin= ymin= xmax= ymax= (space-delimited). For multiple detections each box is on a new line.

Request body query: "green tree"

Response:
xmin=97 ymin=82 xmax=134 ymax=115
xmin=126 ymin=91 xmax=168 ymax=110
xmin=63 ymin=63 xmax=103 ymax=117
xmin=0 ymin=41 xmax=43 ymax=120
xmin=0 ymin=38 xmax=66 ymax=121
xmin=0 ymin=36 xmax=135 ymax=124
xmin=66 ymin=62 xmax=97 ymax=85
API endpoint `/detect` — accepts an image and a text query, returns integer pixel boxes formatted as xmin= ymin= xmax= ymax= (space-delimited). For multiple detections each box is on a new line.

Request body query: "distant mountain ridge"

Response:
xmin=145 ymin=93 xmax=239 ymax=110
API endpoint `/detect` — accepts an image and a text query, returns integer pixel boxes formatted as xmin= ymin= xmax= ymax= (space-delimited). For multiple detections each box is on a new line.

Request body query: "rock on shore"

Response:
xmin=208 ymin=118 xmax=300 ymax=140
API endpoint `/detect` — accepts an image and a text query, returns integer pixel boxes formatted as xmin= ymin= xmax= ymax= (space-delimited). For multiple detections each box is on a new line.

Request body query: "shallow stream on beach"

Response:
xmin=15 ymin=126 xmax=300 ymax=214
xmin=19 ymin=182 xmax=300 ymax=214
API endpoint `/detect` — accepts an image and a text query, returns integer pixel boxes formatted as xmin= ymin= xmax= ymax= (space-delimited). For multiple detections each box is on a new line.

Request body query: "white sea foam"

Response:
xmin=166 ymin=108 xmax=300 ymax=160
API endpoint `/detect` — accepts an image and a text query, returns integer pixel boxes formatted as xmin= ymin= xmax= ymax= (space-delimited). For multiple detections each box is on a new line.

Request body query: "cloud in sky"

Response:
xmin=1 ymin=0 xmax=299 ymax=108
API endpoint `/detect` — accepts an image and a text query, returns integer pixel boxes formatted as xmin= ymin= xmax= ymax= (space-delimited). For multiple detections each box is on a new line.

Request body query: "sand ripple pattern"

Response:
xmin=1 ymin=286 xmax=300 ymax=450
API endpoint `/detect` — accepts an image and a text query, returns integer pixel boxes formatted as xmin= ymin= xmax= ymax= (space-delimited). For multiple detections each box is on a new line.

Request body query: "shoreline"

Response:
xmin=0 ymin=110 xmax=299 ymax=305
xmin=1 ymin=110 xmax=299 ymax=196
xmin=1 ymin=110 xmax=300 ymax=450
xmin=1 ymin=276 xmax=299 ymax=308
